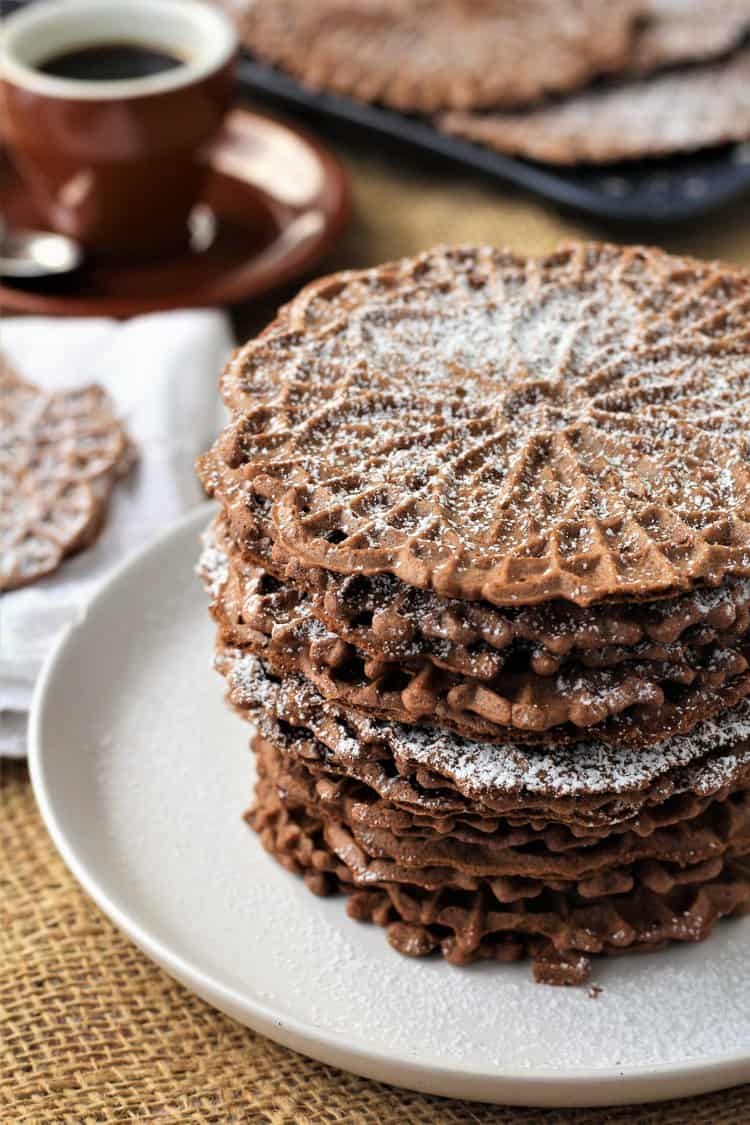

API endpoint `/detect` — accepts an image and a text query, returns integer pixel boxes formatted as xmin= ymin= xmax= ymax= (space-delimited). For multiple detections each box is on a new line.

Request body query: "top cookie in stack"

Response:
xmin=200 ymin=243 xmax=750 ymax=751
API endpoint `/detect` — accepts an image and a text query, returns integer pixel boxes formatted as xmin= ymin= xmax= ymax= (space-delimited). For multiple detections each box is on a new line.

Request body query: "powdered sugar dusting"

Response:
xmin=197 ymin=530 xmax=229 ymax=598
xmin=225 ymin=650 xmax=750 ymax=800
xmin=215 ymin=244 xmax=750 ymax=607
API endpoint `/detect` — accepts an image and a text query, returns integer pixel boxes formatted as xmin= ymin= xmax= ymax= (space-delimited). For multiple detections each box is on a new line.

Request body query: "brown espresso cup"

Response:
xmin=0 ymin=0 xmax=237 ymax=259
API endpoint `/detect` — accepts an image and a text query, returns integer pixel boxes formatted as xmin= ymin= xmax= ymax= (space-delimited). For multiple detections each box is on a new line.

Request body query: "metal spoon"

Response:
xmin=0 ymin=221 xmax=83 ymax=278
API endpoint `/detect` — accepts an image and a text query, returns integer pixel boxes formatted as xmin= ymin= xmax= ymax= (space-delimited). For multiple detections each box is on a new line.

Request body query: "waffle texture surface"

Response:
xmin=204 ymin=243 xmax=750 ymax=607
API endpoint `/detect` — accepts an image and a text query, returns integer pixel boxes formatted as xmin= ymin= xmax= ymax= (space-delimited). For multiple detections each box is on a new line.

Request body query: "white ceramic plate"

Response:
xmin=29 ymin=506 xmax=750 ymax=1108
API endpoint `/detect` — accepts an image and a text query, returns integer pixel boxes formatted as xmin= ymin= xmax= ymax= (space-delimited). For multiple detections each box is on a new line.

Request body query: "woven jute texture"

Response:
xmin=5 ymin=114 xmax=750 ymax=1123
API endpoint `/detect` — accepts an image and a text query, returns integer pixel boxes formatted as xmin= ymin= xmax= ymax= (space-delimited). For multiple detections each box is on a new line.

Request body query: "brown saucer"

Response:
xmin=0 ymin=108 xmax=350 ymax=317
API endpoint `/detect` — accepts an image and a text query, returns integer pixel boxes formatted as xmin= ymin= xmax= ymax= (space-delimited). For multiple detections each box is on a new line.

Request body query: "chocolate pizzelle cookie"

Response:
xmin=228 ymin=0 xmax=640 ymax=112
xmin=440 ymin=46 xmax=750 ymax=165
xmin=205 ymin=243 xmax=750 ymax=606
xmin=632 ymin=0 xmax=750 ymax=74
xmin=198 ymin=244 xmax=750 ymax=983
xmin=1 ymin=354 xmax=135 ymax=592
xmin=217 ymin=0 xmax=750 ymax=168
xmin=203 ymin=520 xmax=750 ymax=745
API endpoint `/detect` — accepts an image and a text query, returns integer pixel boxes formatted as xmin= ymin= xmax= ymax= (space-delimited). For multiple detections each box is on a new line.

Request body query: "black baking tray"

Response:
xmin=238 ymin=55 xmax=750 ymax=225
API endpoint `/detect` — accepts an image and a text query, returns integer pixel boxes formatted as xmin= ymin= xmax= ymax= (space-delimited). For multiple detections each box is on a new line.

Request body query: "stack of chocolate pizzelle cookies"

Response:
xmin=219 ymin=0 xmax=750 ymax=165
xmin=198 ymin=243 xmax=750 ymax=984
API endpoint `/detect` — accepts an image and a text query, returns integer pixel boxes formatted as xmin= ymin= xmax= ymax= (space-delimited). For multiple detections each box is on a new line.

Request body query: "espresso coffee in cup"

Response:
xmin=0 ymin=0 xmax=237 ymax=259
xmin=38 ymin=42 xmax=184 ymax=82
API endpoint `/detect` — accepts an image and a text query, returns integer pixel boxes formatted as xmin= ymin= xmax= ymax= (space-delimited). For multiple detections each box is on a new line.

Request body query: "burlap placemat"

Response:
xmin=4 ymin=119 xmax=750 ymax=1123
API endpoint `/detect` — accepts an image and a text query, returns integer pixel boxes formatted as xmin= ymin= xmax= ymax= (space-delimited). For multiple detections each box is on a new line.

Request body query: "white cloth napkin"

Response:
xmin=1 ymin=311 xmax=234 ymax=756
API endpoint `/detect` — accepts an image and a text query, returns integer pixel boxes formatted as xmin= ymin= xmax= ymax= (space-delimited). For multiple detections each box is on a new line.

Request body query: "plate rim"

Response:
xmin=0 ymin=107 xmax=350 ymax=317
xmin=27 ymin=504 xmax=750 ymax=1108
